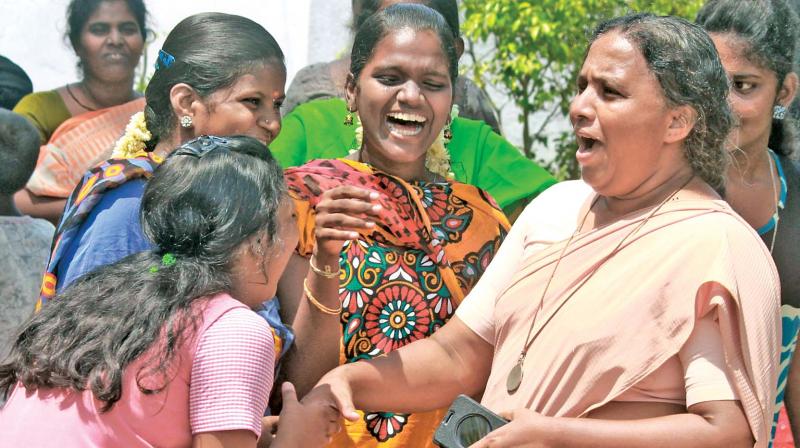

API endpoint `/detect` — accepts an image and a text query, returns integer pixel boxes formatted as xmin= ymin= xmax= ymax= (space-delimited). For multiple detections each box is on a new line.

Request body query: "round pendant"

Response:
xmin=506 ymin=361 xmax=523 ymax=394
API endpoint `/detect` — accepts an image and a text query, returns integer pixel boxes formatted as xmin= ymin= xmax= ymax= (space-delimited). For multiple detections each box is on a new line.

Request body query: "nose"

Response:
xmin=397 ymin=81 xmax=423 ymax=106
xmin=569 ymin=87 xmax=595 ymax=127
xmin=107 ymin=27 xmax=123 ymax=45
xmin=261 ymin=112 xmax=282 ymax=144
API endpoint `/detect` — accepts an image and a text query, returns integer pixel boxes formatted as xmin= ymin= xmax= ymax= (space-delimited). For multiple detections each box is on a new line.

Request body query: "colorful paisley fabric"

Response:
xmin=36 ymin=153 xmax=162 ymax=310
xmin=285 ymin=159 xmax=509 ymax=447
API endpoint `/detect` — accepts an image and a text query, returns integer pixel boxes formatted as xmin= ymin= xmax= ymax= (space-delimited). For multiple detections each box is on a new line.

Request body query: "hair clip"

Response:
xmin=155 ymin=49 xmax=176 ymax=71
xmin=173 ymin=135 xmax=230 ymax=158
xmin=149 ymin=252 xmax=177 ymax=273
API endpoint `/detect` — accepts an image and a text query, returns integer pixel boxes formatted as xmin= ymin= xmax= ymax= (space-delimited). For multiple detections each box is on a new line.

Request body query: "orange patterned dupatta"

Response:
xmin=284 ymin=158 xmax=509 ymax=447
xmin=26 ymin=98 xmax=145 ymax=198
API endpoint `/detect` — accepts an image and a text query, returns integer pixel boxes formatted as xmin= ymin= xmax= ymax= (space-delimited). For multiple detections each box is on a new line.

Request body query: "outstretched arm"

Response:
xmin=305 ymin=316 xmax=493 ymax=419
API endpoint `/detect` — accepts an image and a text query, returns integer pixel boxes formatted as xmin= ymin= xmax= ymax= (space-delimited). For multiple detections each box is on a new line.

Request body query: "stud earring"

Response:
xmin=773 ymin=105 xmax=787 ymax=120
xmin=180 ymin=115 xmax=193 ymax=128
xmin=343 ymin=107 xmax=354 ymax=126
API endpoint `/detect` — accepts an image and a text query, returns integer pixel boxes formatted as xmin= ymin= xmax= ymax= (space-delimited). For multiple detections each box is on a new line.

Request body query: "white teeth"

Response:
xmin=387 ymin=112 xmax=426 ymax=123
xmin=388 ymin=121 xmax=423 ymax=136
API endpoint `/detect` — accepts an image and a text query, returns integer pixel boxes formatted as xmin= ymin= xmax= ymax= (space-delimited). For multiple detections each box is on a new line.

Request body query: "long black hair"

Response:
xmin=697 ymin=0 xmax=799 ymax=156
xmin=143 ymin=12 xmax=285 ymax=150
xmin=0 ymin=135 xmax=286 ymax=410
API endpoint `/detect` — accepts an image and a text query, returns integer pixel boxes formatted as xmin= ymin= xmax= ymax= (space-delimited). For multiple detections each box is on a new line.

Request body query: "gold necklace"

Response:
xmin=767 ymin=151 xmax=780 ymax=253
xmin=506 ymin=176 xmax=694 ymax=394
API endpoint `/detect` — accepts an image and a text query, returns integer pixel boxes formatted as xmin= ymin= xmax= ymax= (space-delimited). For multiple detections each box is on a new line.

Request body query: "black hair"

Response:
xmin=696 ymin=0 xmax=799 ymax=156
xmin=143 ymin=12 xmax=286 ymax=150
xmin=0 ymin=56 xmax=33 ymax=110
xmin=350 ymin=3 xmax=459 ymax=87
xmin=0 ymin=109 xmax=41 ymax=195
xmin=0 ymin=135 xmax=287 ymax=410
xmin=66 ymin=0 xmax=148 ymax=51
xmin=591 ymin=13 xmax=734 ymax=193
xmin=353 ymin=0 xmax=460 ymax=39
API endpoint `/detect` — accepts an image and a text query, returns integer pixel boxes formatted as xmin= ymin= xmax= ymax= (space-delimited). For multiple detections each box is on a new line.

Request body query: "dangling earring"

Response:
xmin=343 ymin=107 xmax=355 ymax=126
xmin=773 ymin=105 xmax=787 ymax=120
xmin=180 ymin=115 xmax=193 ymax=128
xmin=443 ymin=118 xmax=453 ymax=142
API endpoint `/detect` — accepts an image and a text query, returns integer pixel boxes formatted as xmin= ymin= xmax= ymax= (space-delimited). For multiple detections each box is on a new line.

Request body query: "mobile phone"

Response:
xmin=433 ymin=395 xmax=508 ymax=447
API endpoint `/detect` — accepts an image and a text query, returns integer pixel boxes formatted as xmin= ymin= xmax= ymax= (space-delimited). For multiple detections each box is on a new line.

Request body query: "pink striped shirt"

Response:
xmin=0 ymin=294 xmax=274 ymax=447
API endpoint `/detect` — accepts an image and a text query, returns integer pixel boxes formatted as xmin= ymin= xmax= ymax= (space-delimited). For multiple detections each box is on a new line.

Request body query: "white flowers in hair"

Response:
xmin=112 ymin=112 xmax=152 ymax=159
xmin=350 ymin=104 xmax=458 ymax=180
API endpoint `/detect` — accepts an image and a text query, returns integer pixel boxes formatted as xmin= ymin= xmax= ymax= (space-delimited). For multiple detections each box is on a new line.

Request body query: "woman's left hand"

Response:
xmin=471 ymin=408 xmax=549 ymax=448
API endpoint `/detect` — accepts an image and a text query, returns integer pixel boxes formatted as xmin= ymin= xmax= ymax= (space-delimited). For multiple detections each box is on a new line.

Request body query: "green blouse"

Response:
xmin=270 ymin=98 xmax=556 ymax=215
xmin=13 ymin=90 xmax=71 ymax=143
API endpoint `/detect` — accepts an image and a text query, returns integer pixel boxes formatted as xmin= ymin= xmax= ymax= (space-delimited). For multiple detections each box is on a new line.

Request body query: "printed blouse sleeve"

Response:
xmin=189 ymin=307 xmax=275 ymax=438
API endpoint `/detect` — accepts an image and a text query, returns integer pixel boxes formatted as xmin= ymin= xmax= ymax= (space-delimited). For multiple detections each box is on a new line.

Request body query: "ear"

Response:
xmin=664 ymin=105 xmax=697 ymax=145
xmin=777 ymin=72 xmax=798 ymax=108
xmin=344 ymin=73 xmax=359 ymax=112
xmin=168 ymin=83 xmax=203 ymax=123
xmin=454 ymin=37 xmax=465 ymax=60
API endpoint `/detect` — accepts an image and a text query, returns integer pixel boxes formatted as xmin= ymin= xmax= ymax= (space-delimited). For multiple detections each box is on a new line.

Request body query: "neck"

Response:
xmin=596 ymin=167 xmax=698 ymax=226
xmin=81 ymin=76 xmax=136 ymax=109
xmin=152 ymin=130 xmax=188 ymax=159
xmin=356 ymin=147 xmax=430 ymax=182
xmin=0 ymin=195 xmax=21 ymax=217
xmin=728 ymin=140 xmax=772 ymax=184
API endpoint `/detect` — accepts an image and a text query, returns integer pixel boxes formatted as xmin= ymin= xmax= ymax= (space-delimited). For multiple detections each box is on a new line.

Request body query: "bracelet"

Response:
xmin=303 ymin=278 xmax=342 ymax=315
xmin=309 ymin=256 xmax=339 ymax=279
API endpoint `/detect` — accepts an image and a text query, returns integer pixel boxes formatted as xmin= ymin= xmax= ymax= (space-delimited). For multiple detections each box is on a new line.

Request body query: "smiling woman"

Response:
xmin=13 ymin=0 xmax=149 ymax=222
xmin=301 ymin=13 xmax=781 ymax=448
xmin=35 ymin=12 xmax=287 ymax=306
xmin=277 ymin=4 xmax=510 ymax=447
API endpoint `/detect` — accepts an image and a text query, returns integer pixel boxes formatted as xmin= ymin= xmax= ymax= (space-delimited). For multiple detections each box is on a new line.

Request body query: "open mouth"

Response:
xmin=386 ymin=112 xmax=426 ymax=137
xmin=578 ymin=136 xmax=598 ymax=151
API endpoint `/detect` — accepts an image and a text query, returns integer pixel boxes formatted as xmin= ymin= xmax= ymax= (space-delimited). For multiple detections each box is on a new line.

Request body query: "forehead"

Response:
xmin=368 ymin=27 xmax=447 ymax=68
xmin=581 ymin=32 xmax=653 ymax=81
xmin=86 ymin=0 xmax=137 ymax=22
xmin=710 ymin=33 xmax=772 ymax=74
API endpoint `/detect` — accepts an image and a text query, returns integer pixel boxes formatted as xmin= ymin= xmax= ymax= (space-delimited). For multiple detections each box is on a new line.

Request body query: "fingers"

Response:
xmin=329 ymin=387 xmax=360 ymax=422
xmin=281 ymin=382 xmax=298 ymax=406
xmin=322 ymin=185 xmax=380 ymax=203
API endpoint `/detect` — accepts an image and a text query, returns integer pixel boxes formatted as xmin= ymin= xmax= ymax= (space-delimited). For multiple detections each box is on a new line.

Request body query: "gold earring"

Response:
xmin=344 ymin=107 xmax=354 ymax=126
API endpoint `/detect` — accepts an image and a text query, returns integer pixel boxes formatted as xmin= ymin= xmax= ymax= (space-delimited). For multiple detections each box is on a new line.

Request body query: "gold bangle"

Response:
xmin=309 ymin=256 xmax=339 ymax=279
xmin=303 ymin=278 xmax=342 ymax=315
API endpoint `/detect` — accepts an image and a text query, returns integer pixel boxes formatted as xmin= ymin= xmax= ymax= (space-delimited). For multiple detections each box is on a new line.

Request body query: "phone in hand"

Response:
xmin=433 ymin=395 xmax=508 ymax=447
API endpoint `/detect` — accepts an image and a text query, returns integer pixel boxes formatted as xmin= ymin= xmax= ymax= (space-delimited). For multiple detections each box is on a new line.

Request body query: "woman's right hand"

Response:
xmin=313 ymin=185 xmax=381 ymax=258
xmin=303 ymin=369 xmax=362 ymax=423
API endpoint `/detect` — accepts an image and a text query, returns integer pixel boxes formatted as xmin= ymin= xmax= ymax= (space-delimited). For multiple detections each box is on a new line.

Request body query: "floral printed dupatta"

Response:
xmin=284 ymin=158 xmax=509 ymax=447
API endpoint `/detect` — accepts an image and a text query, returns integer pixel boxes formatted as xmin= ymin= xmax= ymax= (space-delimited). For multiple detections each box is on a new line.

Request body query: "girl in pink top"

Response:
xmin=0 ymin=136 xmax=339 ymax=447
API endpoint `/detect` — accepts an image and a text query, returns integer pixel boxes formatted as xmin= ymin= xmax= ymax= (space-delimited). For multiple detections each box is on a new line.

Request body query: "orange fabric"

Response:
xmin=286 ymin=158 xmax=509 ymax=447
xmin=26 ymin=98 xmax=145 ymax=198
xmin=472 ymin=197 xmax=779 ymax=447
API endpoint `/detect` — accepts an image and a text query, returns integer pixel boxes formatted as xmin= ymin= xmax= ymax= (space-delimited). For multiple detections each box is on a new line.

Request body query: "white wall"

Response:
xmin=0 ymin=0 xmax=352 ymax=91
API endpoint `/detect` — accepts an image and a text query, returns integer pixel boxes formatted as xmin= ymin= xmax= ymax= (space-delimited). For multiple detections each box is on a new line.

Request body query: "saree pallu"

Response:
xmin=285 ymin=159 xmax=510 ymax=447
xmin=480 ymin=199 xmax=780 ymax=447
xmin=26 ymin=98 xmax=145 ymax=198
xmin=37 ymin=153 xmax=162 ymax=310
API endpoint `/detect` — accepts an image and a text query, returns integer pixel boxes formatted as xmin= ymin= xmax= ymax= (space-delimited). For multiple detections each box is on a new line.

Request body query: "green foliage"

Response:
xmin=461 ymin=0 xmax=705 ymax=179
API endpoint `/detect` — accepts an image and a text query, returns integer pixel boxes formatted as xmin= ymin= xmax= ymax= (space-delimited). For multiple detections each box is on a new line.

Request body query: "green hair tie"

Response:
xmin=149 ymin=252 xmax=177 ymax=273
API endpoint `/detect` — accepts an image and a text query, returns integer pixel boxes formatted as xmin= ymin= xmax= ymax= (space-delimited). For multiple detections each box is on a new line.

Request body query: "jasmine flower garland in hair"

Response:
xmin=112 ymin=112 xmax=152 ymax=159
xmin=350 ymin=105 xmax=458 ymax=180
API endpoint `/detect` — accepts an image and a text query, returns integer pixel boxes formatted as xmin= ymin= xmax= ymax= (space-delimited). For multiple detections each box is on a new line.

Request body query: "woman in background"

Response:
xmin=13 ymin=0 xmax=148 ymax=222
xmin=697 ymin=1 xmax=800 ymax=445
